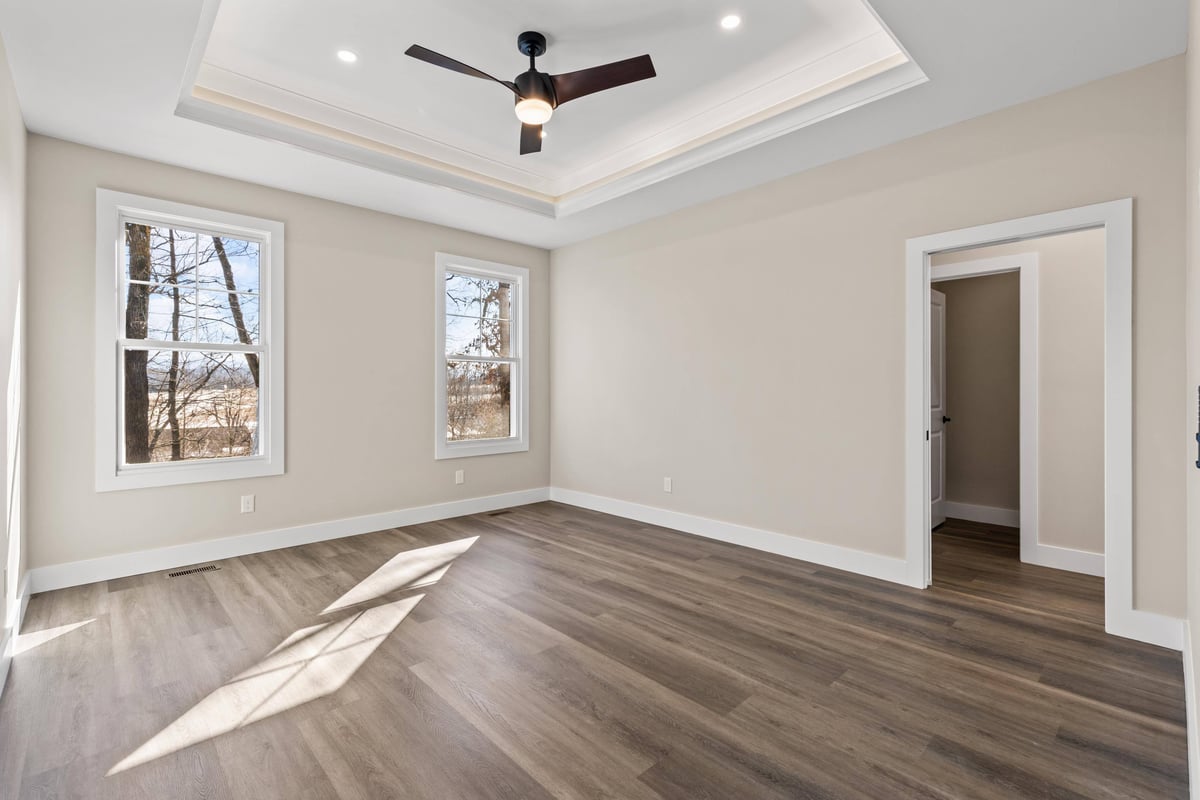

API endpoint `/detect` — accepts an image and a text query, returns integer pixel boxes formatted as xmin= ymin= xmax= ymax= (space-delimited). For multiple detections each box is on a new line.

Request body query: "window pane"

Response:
xmin=445 ymin=316 xmax=511 ymax=357
xmin=445 ymin=274 xmax=482 ymax=317
xmin=196 ymin=235 xmax=260 ymax=294
xmin=125 ymin=288 xmax=259 ymax=345
xmin=444 ymin=273 xmax=511 ymax=320
xmin=125 ymin=223 xmax=198 ymax=286
xmin=446 ymin=361 xmax=511 ymax=442
xmin=446 ymin=314 xmax=479 ymax=356
xmin=480 ymin=318 xmax=511 ymax=357
xmin=195 ymin=290 xmax=260 ymax=345
xmin=124 ymin=349 xmax=260 ymax=464
xmin=141 ymin=285 xmax=197 ymax=342
xmin=480 ymin=280 xmax=511 ymax=321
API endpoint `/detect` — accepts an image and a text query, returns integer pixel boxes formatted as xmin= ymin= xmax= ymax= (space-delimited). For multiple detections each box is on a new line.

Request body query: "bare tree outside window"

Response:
xmin=122 ymin=223 xmax=262 ymax=464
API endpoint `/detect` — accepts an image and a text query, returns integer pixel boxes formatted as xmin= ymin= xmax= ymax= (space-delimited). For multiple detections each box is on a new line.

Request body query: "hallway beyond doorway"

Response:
xmin=933 ymin=518 xmax=1102 ymax=625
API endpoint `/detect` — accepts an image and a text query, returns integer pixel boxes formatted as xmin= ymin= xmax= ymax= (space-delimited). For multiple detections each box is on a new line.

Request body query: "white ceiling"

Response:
xmin=193 ymin=0 xmax=915 ymax=207
xmin=0 ymin=0 xmax=1188 ymax=249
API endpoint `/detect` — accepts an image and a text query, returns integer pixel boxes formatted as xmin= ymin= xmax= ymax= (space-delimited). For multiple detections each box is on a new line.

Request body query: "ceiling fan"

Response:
xmin=404 ymin=31 xmax=656 ymax=155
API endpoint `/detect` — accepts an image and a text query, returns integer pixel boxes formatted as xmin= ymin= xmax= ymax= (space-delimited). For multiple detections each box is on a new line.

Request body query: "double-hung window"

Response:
xmin=95 ymin=190 xmax=285 ymax=490
xmin=435 ymin=253 xmax=529 ymax=459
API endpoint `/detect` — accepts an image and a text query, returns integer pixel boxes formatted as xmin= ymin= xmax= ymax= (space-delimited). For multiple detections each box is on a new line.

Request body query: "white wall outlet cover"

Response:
xmin=455 ymin=470 xmax=465 ymax=485
xmin=663 ymin=477 xmax=673 ymax=493
xmin=240 ymin=495 xmax=255 ymax=513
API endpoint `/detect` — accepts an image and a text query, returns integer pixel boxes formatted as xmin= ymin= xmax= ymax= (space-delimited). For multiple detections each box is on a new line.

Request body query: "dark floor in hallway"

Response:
xmin=932 ymin=517 xmax=1105 ymax=625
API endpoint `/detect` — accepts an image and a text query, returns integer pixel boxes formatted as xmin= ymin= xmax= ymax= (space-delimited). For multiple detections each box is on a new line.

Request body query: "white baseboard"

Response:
xmin=28 ymin=488 xmax=551 ymax=594
xmin=17 ymin=569 xmax=29 ymax=631
xmin=548 ymin=487 xmax=910 ymax=585
xmin=1105 ymin=606 xmax=1184 ymax=651
xmin=942 ymin=501 xmax=1020 ymax=527
xmin=1025 ymin=542 xmax=1105 ymax=578
xmin=0 ymin=629 xmax=8 ymax=698
xmin=1184 ymin=624 xmax=1199 ymax=799
xmin=0 ymin=570 xmax=32 ymax=699
xmin=549 ymin=488 xmax=1183 ymax=650
xmin=20 ymin=484 xmax=1181 ymax=655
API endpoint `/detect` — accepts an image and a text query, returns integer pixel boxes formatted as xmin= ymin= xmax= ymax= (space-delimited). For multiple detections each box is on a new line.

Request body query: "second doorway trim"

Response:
xmin=935 ymin=254 xmax=1105 ymax=579
xmin=931 ymin=253 xmax=1087 ymax=576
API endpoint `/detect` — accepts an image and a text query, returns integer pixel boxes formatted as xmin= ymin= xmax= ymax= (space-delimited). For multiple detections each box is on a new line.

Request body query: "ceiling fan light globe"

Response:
xmin=515 ymin=98 xmax=553 ymax=125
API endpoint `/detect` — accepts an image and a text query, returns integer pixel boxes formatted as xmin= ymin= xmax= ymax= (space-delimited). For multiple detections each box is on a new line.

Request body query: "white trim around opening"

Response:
xmin=94 ymin=189 xmax=286 ymax=491
xmin=905 ymin=198 xmax=1182 ymax=650
xmin=932 ymin=253 xmax=1054 ymax=572
xmin=434 ymin=253 xmax=531 ymax=460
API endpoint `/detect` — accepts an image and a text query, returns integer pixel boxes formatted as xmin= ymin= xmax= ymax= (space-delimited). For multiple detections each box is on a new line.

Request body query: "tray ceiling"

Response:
xmin=0 ymin=0 xmax=1186 ymax=248
xmin=182 ymin=0 xmax=925 ymax=216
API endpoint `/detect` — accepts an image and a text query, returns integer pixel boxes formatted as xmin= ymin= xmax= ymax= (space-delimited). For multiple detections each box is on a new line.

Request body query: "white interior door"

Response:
xmin=930 ymin=288 xmax=947 ymax=529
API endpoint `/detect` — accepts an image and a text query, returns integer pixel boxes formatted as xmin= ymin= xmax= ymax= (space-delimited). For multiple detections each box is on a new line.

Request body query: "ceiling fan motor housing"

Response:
xmin=515 ymin=70 xmax=557 ymax=107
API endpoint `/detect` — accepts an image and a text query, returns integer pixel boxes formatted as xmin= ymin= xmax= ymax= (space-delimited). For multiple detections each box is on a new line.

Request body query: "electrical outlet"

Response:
xmin=240 ymin=494 xmax=255 ymax=513
xmin=455 ymin=469 xmax=465 ymax=485
xmin=663 ymin=477 xmax=673 ymax=493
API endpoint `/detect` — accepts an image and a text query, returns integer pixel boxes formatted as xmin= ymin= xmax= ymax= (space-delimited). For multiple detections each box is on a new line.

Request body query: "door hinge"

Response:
xmin=926 ymin=430 xmax=930 ymax=441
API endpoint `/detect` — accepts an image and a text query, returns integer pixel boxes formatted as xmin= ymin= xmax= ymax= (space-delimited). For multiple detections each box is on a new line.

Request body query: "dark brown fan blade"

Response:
xmin=550 ymin=54 xmax=655 ymax=105
xmin=405 ymin=45 xmax=519 ymax=95
xmin=520 ymin=123 xmax=542 ymax=155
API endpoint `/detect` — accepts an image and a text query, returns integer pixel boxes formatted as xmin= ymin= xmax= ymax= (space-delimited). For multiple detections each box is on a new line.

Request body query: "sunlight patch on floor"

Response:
xmin=321 ymin=536 xmax=477 ymax=614
xmin=14 ymin=619 xmax=93 ymax=655
xmin=107 ymin=594 xmax=422 ymax=775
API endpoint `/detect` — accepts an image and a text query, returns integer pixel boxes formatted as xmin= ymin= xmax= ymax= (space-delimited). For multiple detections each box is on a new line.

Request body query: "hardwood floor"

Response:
xmin=0 ymin=505 xmax=1186 ymax=798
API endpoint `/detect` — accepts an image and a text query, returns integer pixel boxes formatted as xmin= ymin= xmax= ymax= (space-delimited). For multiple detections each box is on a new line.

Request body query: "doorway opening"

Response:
xmin=904 ymin=199 xmax=1178 ymax=648
xmin=928 ymin=234 xmax=1106 ymax=616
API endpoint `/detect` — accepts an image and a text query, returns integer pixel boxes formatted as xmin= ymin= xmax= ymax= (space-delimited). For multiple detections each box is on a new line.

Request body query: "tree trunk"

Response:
xmin=166 ymin=230 xmax=182 ymax=461
xmin=497 ymin=283 xmax=511 ymax=406
xmin=124 ymin=224 xmax=152 ymax=463
xmin=212 ymin=236 xmax=260 ymax=388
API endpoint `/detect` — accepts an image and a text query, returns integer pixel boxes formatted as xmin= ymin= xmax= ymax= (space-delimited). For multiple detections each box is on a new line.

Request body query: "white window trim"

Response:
xmin=434 ymin=252 xmax=530 ymax=460
xmin=94 ymin=189 xmax=286 ymax=491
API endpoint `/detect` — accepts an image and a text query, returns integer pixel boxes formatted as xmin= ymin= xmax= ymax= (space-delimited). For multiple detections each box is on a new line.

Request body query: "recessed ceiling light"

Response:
xmin=336 ymin=50 xmax=358 ymax=63
xmin=720 ymin=14 xmax=741 ymax=30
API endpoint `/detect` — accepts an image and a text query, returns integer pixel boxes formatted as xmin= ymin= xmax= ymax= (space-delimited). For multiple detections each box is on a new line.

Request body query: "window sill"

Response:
xmin=434 ymin=438 xmax=529 ymax=461
xmin=96 ymin=456 xmax=283 ymax=492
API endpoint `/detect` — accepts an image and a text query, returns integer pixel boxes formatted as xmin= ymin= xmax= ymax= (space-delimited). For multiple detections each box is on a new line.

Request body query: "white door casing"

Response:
xmin=929 ymin=255 xmax=1059 ymax=577
xmin=930 ymin=289 xmax=947 ymax=529
xmin=903 ymin=199 xmax=1184 ymax=651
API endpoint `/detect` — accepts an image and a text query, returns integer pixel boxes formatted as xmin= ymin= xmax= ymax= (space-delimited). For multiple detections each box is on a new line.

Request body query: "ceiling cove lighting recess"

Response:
xmin=337 ymin=49 xmax=358 ymax=63
xmin=720 ymin=14 xmax=742 ymax=30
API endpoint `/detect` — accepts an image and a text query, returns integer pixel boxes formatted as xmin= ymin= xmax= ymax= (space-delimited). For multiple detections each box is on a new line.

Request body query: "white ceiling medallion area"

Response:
xmin=178 ymin=0 xmax=926 ymax=218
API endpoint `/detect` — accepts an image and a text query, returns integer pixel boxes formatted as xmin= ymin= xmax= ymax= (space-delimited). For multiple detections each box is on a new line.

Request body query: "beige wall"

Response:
xmin=0 ymin=35 xmax=25 ymax=640
xmin=1185 ymin=0 xmax=1200 ymax=754
xmin=933 ymin=229 xmax=1106 ymax=555
xmin=25 ymin=136 xmax=550 ymax=570
xmin=551 ymin=57 xmax=1185 ymax=616
xmin=931 ymin=272 xmax=1020 ymax=512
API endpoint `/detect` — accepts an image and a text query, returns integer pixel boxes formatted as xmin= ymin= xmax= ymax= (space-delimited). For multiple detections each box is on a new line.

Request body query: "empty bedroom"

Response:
xmin=2 ymin=1 xmax=1200 ymax=798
